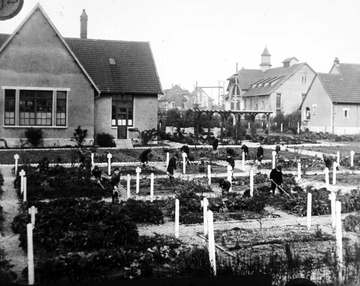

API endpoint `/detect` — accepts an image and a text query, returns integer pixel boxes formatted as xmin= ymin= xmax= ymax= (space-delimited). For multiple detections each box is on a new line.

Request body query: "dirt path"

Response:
xmin=0 ymin=166 xmax=27 ymax=284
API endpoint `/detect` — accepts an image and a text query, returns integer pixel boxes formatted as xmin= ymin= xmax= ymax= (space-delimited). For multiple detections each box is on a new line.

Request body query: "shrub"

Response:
xmin=140 ymin=128 xmax=158 ymax=145
xmin=72 ymin=126 xmax=88 ymax=146
xmin=95 ymin=132 xmax=116 ymax=147
xmin=24 ymin=128 xmax=43 ymax=147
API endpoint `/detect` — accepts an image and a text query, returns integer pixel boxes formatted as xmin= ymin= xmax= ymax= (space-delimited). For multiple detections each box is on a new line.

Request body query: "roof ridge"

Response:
xmin=65 ymin=37 xmax=149 ymax=44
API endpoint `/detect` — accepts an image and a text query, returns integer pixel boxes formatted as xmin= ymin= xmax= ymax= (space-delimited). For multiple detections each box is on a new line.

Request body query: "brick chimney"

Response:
xmin=334 ymin=57 xmax=340 ymax=64
xmin=80 ymin=9 xmax=88 ymax=39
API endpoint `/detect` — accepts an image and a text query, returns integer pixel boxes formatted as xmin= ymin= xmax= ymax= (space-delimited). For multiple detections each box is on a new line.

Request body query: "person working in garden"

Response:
xmin=139 ymin=149 xmax=152 ymax=168
xmin=91 ymin=165 xmax=105 ymax=189
xmin=226 ymin=154 xmax=235 ymax=180
xmin=241 ymin=144 xmax=249 ymax=160
xmin=167 ymin=153 xmax=178 ymax=184
xmin=219 ymin=178 xmax=231 ymax=193
xmin=110 ymin=167 xmax=121 ymax=203
xmin=212 ymin=138 xmax=219 ymax=152
xmin=275 ymin=143 xmax=281 ymax=156
xmin=269 ymin=165 xmax=283 ymax=195
xmin=257 ymin=143 xmax=264 ymax=165
xmin=226 ymin=147 xmax=235 ymax=157
xmin=180 ymin=144 xmax=190 ymax=163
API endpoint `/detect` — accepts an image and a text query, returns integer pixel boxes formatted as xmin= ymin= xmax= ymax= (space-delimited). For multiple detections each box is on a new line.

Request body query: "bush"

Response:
xmin=72 ymin=126 xmax=88 ymax=146
xmin=140 ymin=128 xmax=158 ymax=145
xmin=95 ymin=132 xmax=116 ymax=147
xmin=24 ymin=128 xmax=43 ymax=147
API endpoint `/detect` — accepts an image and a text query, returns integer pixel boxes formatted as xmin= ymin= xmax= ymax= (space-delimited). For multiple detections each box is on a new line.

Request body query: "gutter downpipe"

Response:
xmin=331 ymin=102 xmax=335 ymax=134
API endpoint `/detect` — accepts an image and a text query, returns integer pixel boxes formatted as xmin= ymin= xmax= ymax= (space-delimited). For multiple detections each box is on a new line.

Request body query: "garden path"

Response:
xmin=0 ymin=165 xmax=27 ymax=283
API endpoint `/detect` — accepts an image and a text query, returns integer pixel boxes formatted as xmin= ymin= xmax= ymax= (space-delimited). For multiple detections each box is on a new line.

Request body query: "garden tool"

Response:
xmin=270 ymin=179 xmax=292 ymax=198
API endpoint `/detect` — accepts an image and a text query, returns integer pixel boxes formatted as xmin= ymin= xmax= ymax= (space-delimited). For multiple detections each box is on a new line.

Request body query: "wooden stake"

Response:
xmin=307 ymin=192 xmax=312 ymax=230
xmin=127 ymin=174 xmax=131 ymax=199
xmin=27 ymin=223 xmax=34 ymax=285
xmin=207 ymin=210 xmax=217 ymax=276
xmin=150 ymin=173 xmax=154 ymax=202
xmin=175 ymin=199 xmax=179 ymax=238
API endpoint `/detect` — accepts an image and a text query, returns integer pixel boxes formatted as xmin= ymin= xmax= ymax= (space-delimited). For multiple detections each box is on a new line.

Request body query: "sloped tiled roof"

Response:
xmin=0 ymin=34 xmax=163 ymax=95
xmin=318 ymin=63 xmax=360 ymax=104
xmin=282 ymin=57 xmax=299 ymax=63
xmin=161 ymin=84 xmax=192 ymax=101
xmin=242 ymin=63 xmax=306 ymax=97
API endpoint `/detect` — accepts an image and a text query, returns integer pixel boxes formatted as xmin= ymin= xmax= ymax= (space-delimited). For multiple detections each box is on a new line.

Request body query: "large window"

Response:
xmin=112 ymin=94 xmax=133 ymax=127
xmin=276 ymin=93 xmax=281 ymax=110
xmin=3 ymin=88 xmax=68 ymax=127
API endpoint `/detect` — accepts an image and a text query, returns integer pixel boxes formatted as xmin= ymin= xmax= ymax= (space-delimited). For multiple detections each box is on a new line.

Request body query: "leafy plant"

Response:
xmin=140 ymin=128 xmax=158 ymax=146
xmin=24 ymin=128 xmax=44 ymax=147
xmin=95 ymin=132 xmax=116 ymax=147
xmin=72 ymin=126 xmax=88 ymax=146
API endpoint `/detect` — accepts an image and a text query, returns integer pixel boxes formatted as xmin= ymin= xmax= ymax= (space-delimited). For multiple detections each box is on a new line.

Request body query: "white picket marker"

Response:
xmin=324 ymin=167 xmax=329 ymax=189
xmin=175 ymin=199 xmax=179 ymax=238
xmin=250 ymin=169 xmax=254 ymax=197
xmin=207 ymin=165 xmax=211 ymax=185
xmin=14 ymin=154 xmax=19 ymax=174
xmin=297 ymin=160 xmax=301 ymax=180
xmin=19 ymin=169 xmax=25 ymax=194
xmin=297 ymin=122 xmax=300 ymax=134
xmin=23 ymin=177 xmax=27 ymax=202
xmin=307 ymin=192 xmax=312 ymax=230
xmin=350 ymin=150 xmax=355 ymax=167
xmin=107 ymin=153 xmax=112 ymax=175
xmin=135 ymin=167 xmax=141 ymax=194
xmin=280 ymin=123 xmax=283 ymax=133
xmin=242 ymin=152 xmax=245 ymax=171
xmin=272 ymin=151 xmax=277 ymax=169
xmin=207 ymin=210 xmax=217 ymax=276
xmin=332 ymin=162 xmax=337 ymax=185
xmin=27 ymin=223 xmax=35 ymax=285
xmin=166 ymin=152 xmax=170 ymax=167
xmin=330 ymin=191 xmax=336 ymax=228
xmin=336 ymin=201 xmax=343 ymax=282
xmin=248 ymin=122 xmax=250 ymax=129
xmin=202 ymin=197 xmax=208 ymax=236
xmin=182 ymin=152 xmax=187 ymax=174
xmin=28 ymin=206 xmax=38 ymax=227
xmin=150 ymin=173 xmax=154 ymax=202
xmin=91 ymin=153 xmax=94 ymax=168
xmin=227 ymin=165 xmax=232 ymax=192
xmin=337 ymin=151 xmax=340 ymax=166
xmin=127 ymin=174 xmax=131 ymax=199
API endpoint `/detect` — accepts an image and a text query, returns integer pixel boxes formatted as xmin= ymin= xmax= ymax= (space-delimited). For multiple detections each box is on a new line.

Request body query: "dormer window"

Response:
xmin=109 ymin=58 xmax=116 ymax=65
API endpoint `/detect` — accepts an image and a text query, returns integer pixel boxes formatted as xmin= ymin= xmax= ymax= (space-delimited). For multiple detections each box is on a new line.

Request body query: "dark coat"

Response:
xmin=167 ymin=157 xmax=177 ymax=175
xmin=139 ymin=149 xmax=151 ymax=163
xmin=180 ymin=145 xmax=190 ymax=156
xmin=212 ymin=139 xmax=219 ymax=151
xmin=257 ymin=146 xmax=264 ymax=160
xmin=110 ymin=172 xmax=120 ymax=187
xmin=270 ymin=168 xmax=283 ymax=185
xmin=226 ymin=148 xmax=235 ymax=157
xmin=226 ymin=156 xmax=235 ymax=170
xmin=219 ymin=178 xmax=231 ymax=192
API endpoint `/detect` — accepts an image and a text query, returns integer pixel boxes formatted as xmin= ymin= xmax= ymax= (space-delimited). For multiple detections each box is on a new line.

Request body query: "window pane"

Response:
xmin=20 ymin=90 xmax=52 ymax=126
xmin=4 ymin=90 xmax=16 ymax=125
xmin=56 ymin=91 xmax=67 ymax=126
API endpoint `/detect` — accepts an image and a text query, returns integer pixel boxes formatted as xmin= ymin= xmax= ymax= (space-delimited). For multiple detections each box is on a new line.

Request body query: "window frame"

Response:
xmin=111 ymin=94 xmax=134 ymax=127
xmin=3 ymin=87 xmax=69 ymax=128
xmin=343 ymin=108 xmax=349 ymax=119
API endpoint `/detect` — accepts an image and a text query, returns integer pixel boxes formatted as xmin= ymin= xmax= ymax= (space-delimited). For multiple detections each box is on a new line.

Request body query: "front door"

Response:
xmin=112 ymin=94 xmax=133 ymax=139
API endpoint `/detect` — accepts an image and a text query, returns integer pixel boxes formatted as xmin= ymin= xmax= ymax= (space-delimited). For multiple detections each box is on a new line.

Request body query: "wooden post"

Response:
xmin=297 ymin=122 xmax=300 ymax=134
xmin=227 ymin=165 xmax=232 ymax=192
xmin=14 ymin=154 xmax=19 ymax=174
xmin=330 ymin=191 xmax=336 ymax=228
xmin=150 ymin=173 xmax=154 ymax=202
xmin=19 ymin=169 xmax=25 ymax=195
xmin=280 ymin=123 xmax=283 ymax=133
xmin=297 ymin=160 xmax=301 ymax=180
xmin=23 ymin=177 xmax=27 ymax=202
xmin=107 ymin=153 xmax=112 ymax=176
xmin=135 ymin=167 xmax=141 ymax=194
xmin=207 ymin=210 xmax=217 ymax=276
xmin=324 ymin=167 xmax=329 ymax=189
xmin=27 ymin=223 xmax=35 ymax=285
xmin=127 ymin=174 xmax=131 ymax=199
xmin=202 ymin=198 xmax=208 ymax=236
xmin=332 ymin=162 xmax=337 ymax=185
xmin=336 ymin=201 xmax=343 ymax=282
xmin=91 ymin=153 xmax=94 ymax=168
xmin=207 ymin=165 xmax=211 ymax=185
xmin=242 ymin=151 xmax=245 ymax=171
xmin=250 ymin=169 xmax=254 ymax=197
xmin=175 ymin=199 xmax=179 ymax=238
xmin=28 ymin=206 xmax=38 ymax=227
xmin=350 ymin=150 xmax=355 ymax=167
xmin=307 ymin=192 xmax=312 ymax=230
xmin=272 ymin=151 xmax=276 ymax=169
xmin=166 ymin=152 xmax=170 ymax=167
xmin=337 ymin=151 xmax=340 ymax=166
xmin=182 ymin=152 xmax=186 ymax=174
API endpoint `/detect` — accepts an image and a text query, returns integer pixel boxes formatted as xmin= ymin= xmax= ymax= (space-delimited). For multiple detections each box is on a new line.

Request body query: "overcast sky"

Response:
xmin=1 ymin=0 xmax=360 ymax=98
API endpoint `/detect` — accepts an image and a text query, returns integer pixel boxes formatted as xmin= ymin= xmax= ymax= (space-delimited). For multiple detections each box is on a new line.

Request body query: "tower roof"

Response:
xmin=261 ymin=46 xmax=270 ymax=56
